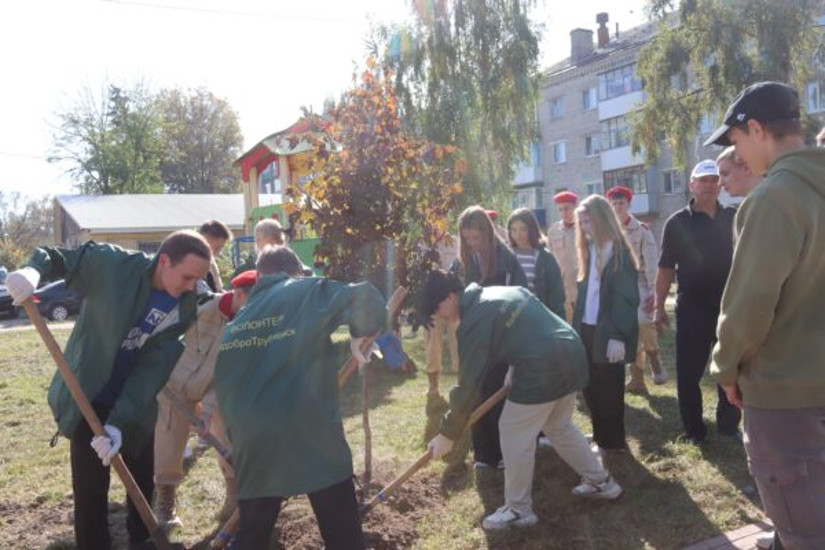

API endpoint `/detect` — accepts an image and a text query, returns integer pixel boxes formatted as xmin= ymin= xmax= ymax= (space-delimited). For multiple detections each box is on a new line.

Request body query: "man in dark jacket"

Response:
xmin=419 ymin=270 xmax=622 ymax=531
xmin=7 ymin=230 xmax=211 ymax=550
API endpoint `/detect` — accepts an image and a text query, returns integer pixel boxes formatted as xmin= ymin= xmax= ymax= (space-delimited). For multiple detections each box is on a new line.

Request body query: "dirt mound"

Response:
xmin=273 ymin=458 xmax=443 ymax=549
xmin=0 ymin=496 xmax=75 ymax=548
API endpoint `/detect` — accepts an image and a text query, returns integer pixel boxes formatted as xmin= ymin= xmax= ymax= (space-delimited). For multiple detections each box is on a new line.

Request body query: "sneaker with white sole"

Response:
xmin=755 ymin=532 xmax=775 ymax=549
xmin=537 ymin=436 xmax=552 ymax=448
xmin=482 ymin=505 xmax=538 ymax=530
xmin=652 ymin=371 xmax=668 ymax=385
xmin=572 ymin=476 xmax=623 ymax=500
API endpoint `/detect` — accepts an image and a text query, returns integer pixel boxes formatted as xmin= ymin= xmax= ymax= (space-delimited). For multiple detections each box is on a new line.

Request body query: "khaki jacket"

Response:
xmin=622 ymin=216 xmax=658 ymax=323
xmin=546 ymin=221 xmax=578 ymax=306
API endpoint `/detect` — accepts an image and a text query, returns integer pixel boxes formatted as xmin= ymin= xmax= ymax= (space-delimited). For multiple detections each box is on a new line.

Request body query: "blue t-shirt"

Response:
xmin=94 ymin=290 xmax=179 ymax=408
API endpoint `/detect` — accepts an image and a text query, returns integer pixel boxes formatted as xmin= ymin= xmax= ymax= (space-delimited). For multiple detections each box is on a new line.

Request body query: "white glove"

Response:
xmin=504 ymin=366 xmax=514 ymax=388
xmin=428 ymin=434 xmax=454 ymax=460
xmin=350 ymin=337 xmax=372 ymax=374
xmin=7 ymin=267 xmax=40 ymax=306
xmin=606 ymin=339 xmax=626 ymax=363
xmin=90 ymin=424 xmax=122 ymax=467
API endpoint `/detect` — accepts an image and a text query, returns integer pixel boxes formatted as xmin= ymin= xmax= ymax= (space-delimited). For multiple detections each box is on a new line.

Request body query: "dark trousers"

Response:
xmin=236 ymin=477 xmax=365 ymax=550
xmin=675 ymin=301 xmax=741 ymax=440
xmin=471 ymin=360 xmax=508 ymax=465
xmin=580 ymin=324 xmax=627 ymax=450
xmin=70 ymin=410 xmax=155 ymax=550
xmin=744 ymin=407 xmax=825 ymax=550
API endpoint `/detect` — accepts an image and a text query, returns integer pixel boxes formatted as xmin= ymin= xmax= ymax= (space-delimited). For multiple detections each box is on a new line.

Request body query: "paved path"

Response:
xmin=683 ymin=521 xmax=773 ymax=550
xmin=0 ymin=316 xmax=74 ymax=332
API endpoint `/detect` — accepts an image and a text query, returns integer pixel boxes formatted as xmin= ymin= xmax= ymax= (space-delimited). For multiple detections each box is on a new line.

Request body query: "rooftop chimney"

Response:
xmin=597 ymin=12 xmax=609 ymax=48
xmin=570 ymin=28 xmax=594 ymax=63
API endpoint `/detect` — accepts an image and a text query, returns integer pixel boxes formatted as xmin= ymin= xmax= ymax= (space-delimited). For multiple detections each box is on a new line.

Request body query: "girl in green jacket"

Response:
xmin=506 ymin=208 xmax=566 ymax=318
xmin=572 ymin=195 xmax=640 ymax=452
xmin=454 ymin=206 xmax=527 ymax=468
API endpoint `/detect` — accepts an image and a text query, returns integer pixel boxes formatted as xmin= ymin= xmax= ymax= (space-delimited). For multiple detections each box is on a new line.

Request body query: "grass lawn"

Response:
xmin=0 ymin=317 xmax=765 ymax=549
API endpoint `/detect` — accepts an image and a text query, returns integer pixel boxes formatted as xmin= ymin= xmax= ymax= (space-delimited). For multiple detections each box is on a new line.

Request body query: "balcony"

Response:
xmin=513 ymin=163 xmax=543 ymax=186
xmin=598 ymin=90 xmax=645 ymax=121
xmin=601 ymin=145 xmax=644 ymax=172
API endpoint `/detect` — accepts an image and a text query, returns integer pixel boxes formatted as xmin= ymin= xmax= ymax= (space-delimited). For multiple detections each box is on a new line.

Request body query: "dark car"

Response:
xmin=33 ymin=280 xmax=84 ymax=321
xmin=0 ymin=267 xmax=17 ymax=318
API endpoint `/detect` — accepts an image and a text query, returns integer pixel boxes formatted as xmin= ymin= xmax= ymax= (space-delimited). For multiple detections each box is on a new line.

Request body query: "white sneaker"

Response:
xmin=572 ymin=476 xmax=623 ymax=500
xmin=652 ymin=371 xmax=669 ymax=385
xmin=755 ymin=532 xmax=775 ymax=549
xmin=538 ymin=436 xmax=552 ymax=448
xmin=482 ymin=505 xmax=538 ymax=530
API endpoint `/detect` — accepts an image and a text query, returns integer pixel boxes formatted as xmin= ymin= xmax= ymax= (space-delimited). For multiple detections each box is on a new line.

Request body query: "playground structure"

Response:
xmin=233 ymin=117 xmax=332 ymax=271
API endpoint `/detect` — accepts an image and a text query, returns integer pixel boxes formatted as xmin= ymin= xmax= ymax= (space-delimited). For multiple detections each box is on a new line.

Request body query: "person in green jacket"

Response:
xmin=705 ymin=81 xmax=825 ymax=550
xmin=6 ymin=230 xmax=212 ymax=550
xmin=419 ymin=270 xmax=623 ymax=531
xmin=506 ymin=207 xmax=566 ymax=318
xmin=214 ymin=245 xmax=386 ymax=550
xmin=571 ymin=195 xmax=639 ymax=453
xmin=451 ymin=205 xmax=528 ymax=469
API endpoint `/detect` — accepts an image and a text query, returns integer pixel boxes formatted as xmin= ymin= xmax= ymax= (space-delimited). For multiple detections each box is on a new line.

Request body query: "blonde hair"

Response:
xmin=716 ymin=146 xmax=737 ymax=164
xmin=575 ymin=194 xmax=638 ymax=280
xmin=255 ymin=219 xmax=285 ymax=246
xmin=458 ymin=205 xmax=506 ymax=284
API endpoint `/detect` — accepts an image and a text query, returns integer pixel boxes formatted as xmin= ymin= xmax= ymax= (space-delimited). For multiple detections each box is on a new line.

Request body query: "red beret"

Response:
xmin=606 ymin=186 xmax=633 ymax=202
xmin=230 ymin=270 xmax=257 ymax=288
xmin=485 ymin=209 xmax=499 ymax=220
xmin=553 ymin=191 xmax=578 ymax=205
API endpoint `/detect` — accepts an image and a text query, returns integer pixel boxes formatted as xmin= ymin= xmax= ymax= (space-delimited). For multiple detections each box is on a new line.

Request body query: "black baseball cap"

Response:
xmin=704 ymin=81 xmax=800 ymax=147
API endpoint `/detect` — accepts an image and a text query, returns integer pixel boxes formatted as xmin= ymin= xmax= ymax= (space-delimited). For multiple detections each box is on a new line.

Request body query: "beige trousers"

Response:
xmin=499 ymin=392 xmax=607 ymax=513
xmin=154 ymin=392 xmax=233 ymax=486
xmin=425 ymin=316 xmax=459 ymax=374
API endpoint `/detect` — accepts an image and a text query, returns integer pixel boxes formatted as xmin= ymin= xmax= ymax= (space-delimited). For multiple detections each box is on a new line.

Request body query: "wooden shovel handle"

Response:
xmin=360 ymin=384 xmax=510 ymax=515
xmin=161 ymin=387 xmax=233 ymax=465
xmin=21 ymin=299 xmax=174 ymax=550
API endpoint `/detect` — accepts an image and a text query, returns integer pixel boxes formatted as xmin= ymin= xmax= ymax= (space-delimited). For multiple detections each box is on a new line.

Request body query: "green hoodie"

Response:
xmin=214 ymin=274 xmax=386 ymax=498
xmin=712 ymin=147 xmax=825 ymax=408
xmin=26 ymin=242 xmax=198 ymax=454
xmin=440 ymin=284 xmax=588 ymax=440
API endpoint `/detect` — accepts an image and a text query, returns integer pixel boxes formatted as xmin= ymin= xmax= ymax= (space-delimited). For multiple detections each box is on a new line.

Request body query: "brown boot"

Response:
xmin=155 ymin=484 xmax=183 ymax=530
xmin=215 ymin=477 xmax=238 ymax=523
xmin=626 ymin=362 xmax=648 ymax=394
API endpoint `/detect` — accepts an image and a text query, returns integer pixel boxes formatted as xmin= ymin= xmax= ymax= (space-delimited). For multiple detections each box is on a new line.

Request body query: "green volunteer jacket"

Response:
xmin=440 ymin=283 xmax=589 ymax=441
xmin=533 ymin=246 xmax=566 ymax=318
xmin=214 ymin=273 xmax=386 ymax=499
xmin=712 ymin=148 xmax=825 ymax=408
xmin=26 ymin=242 xmax=199 ymax=454
xmin=460 ymin=241 xmax=528 ymax=288
xmin=572 ymin=243 xmax=639 ymax=364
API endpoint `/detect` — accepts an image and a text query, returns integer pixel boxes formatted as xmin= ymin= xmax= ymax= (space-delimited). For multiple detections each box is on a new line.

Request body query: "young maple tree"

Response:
xmin=284 ymin=58 xmax=465 ymax=298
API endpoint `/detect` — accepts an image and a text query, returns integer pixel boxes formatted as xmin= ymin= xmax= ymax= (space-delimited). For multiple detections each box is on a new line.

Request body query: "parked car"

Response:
xmin=33 ymin=280 xmax=84 ymax=321
xmin=0 ymin=267 xmax=17 ymax=318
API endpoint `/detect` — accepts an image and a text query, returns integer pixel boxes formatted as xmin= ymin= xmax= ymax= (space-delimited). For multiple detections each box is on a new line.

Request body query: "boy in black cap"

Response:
xmin=706 ymin=81 xmax=825 ymax=550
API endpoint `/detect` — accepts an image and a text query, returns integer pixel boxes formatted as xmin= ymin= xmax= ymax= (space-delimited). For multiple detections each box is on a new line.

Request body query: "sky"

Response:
xmin=0 ymin=0 xmax=647 ymax=202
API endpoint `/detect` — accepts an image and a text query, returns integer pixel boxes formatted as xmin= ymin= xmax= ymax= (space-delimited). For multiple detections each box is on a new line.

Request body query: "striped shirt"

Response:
xmin=514 ymin=248 xmax=538 ymax=291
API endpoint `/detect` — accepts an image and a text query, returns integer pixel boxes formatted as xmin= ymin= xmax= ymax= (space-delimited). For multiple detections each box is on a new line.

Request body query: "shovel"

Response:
xmin=161 ymin=387 xmax=233 ymax=464
xmin=359 ymin=384 xmax=510 ymax=516
xmin=21 ymin=299 xmax=183 ymax=550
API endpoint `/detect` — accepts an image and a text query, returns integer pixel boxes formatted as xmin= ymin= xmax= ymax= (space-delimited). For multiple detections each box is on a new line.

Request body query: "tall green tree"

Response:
xmin=0 ymin=192 xmax=54 ymax=269
xmin=375 ymin=0 xmax=540 ymax=205
xmin=631 ymin=0 xmax=819 ymax=168
xmin=50 ymin=82 xmax=164 ymax=194
xmin=156 ymin=87 xmax=244 ymax=194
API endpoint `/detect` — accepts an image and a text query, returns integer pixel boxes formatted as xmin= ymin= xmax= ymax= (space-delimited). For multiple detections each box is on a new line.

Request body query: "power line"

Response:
xmin=101 ymin=0 xmax=363 ymax=24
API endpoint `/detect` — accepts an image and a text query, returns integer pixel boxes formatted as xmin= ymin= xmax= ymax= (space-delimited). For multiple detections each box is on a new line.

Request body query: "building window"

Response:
xmin=138 ymin=241 xmax=161 ymax=254
xmin=698 ymin=111 xmax=719 ymax=135
xmin=598 ymin=64 xmax=643 ymax=101
xmin=551 ymin=141 xmax=567 ymax=164
xmin=534 ymin=187 xmax=544 ymax=209
xmin=807 ymin=80 xmax=824 ymax=113
xmin=585 ymin=133 xmax=601 ymax=156
xmin=582 ymin=87 xmax=597 ymax=111
xmin=585 ymin=182 xmax=602 ymax=195
xmin=531 ymin=141 xmax=541 ymax=168
xmin=604 ymin=166 xmax=648 ymax=194
xmin=549 ymin=96 xmax=564 ymax=120
xmin=600 ymin=115 xmax=630 ymax=150
xmin=662 ymin=169 xmax=685 ymax=194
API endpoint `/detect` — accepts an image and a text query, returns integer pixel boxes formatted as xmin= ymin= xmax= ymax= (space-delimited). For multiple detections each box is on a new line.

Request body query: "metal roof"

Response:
xmin=56 ymin=194 xmax=279 ymax=234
